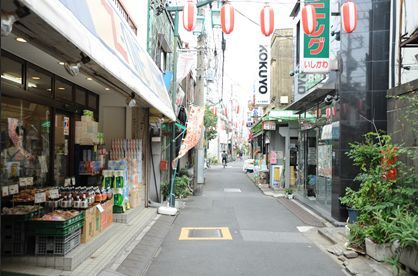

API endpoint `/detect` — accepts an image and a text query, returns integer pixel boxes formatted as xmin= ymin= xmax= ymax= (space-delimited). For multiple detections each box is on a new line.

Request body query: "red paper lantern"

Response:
xmin=182 ymin=0 xmax=196 ymax=32
xmin=221 ymin=3 xmax=235 ymax=34
xmin=341 ymin=1 xmax=358 ymax=33
xmin=260 ymin=5 xmax=274 ymax=37
xmin=301 ymin=4 xmax=317 ymax=35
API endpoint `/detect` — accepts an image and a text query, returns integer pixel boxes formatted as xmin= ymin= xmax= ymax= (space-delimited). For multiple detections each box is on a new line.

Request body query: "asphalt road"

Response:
xmin=146 ymin=162 xmax=345 ymax=276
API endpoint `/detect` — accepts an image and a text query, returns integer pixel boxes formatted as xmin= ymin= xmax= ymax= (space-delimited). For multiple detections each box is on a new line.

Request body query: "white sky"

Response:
xmin=125 ymin=0 xmax=296 ymax=104
xmin=179 ymin=0 xmax=295 ymax=106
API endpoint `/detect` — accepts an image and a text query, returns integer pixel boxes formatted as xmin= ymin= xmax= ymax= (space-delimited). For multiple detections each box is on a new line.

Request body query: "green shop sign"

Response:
xmin=301 ymin=0 xmax=330 ymax=73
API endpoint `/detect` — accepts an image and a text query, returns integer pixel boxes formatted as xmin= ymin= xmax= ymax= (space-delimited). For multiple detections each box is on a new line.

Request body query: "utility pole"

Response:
xmin=194 ymin=25 xmax=206 ymax=190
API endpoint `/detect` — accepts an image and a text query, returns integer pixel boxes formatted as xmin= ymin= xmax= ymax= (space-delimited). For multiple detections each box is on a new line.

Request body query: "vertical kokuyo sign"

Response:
xmin=255 ymin=44 xmax=270 ymax=105
xmin=300 ymin=0 xmax=330 ymax=73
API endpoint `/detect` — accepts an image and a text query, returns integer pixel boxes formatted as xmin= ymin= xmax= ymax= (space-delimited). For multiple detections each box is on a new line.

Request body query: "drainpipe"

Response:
xmin=398 ymin=0 xmax=403 ymax=86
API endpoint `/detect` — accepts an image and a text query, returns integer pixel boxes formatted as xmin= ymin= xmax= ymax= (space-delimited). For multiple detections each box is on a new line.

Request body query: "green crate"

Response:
xmin=1 ymin=208 xmax=44 ymax=222
xmin=28 ymin=220 xmax=84 ymax=237
xmin=30 ymin=212 xmax=84 ymax=229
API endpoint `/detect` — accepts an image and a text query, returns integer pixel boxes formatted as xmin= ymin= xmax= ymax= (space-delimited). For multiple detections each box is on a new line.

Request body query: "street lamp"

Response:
xmin=211 ymin=8 xmax=221 ymax=28
xmin=193 ymin=15 xmax=206 ymax=35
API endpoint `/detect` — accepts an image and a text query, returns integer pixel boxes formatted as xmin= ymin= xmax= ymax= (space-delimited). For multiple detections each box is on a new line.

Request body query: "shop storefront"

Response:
xmin=296 ymin=103 xmax=339 ymax=213
xmin=1 ymin=0 xmax=175 ymax=271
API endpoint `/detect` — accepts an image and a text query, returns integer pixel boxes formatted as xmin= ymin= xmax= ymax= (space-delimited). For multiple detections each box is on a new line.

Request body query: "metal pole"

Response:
xmin=169 ymin=12 xmax=180 ymax=208
xmin=195 ymin=19 xmax=206 ymax=186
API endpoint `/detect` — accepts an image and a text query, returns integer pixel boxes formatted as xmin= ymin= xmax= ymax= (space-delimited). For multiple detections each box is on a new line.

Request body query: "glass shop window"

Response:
xmin=0 ymin=97 xmax=51 ymax=186
xmin=1 ymin=55 xmax=23 ymax=88
xmin=75 ymin=87 xmax=87 ymax=105
xmin=55 ymin=78 xmax=73 ymax=102
xmin=27 ymin=66 xmax=52 ymax=98
xmin=87 ymin=93 xmax=98 ymax=110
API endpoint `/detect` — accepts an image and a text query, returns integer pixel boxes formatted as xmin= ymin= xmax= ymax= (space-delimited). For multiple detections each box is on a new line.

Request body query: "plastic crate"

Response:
xmin=1 ymin=221 xmax=26 ymax=256
xmin=1 ymin=208 xmax=43 ymax=222
xmin=30 ymin=212 xmax=84 ymax=229
xmin=1 ymin=221 xmax=25 ymax=241
xmin=1 ymin=240 xmax=25 ymax=256
xmin=29 ymin=220 xmax=84 ymax=236
xmin=35 ymin=229 xmax=81 ymax=256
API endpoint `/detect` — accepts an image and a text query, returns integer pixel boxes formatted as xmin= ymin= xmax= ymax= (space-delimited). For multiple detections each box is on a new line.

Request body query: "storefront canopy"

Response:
xmin=250 ymin=110 xmax=299 ymax=134
xmin=18 ymin=0 xmax=176 ymax=121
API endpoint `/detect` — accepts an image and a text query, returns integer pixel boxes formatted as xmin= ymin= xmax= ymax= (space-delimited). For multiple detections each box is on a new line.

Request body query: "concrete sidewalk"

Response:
xmin=246 ymin=171 xmax=408 ymax=276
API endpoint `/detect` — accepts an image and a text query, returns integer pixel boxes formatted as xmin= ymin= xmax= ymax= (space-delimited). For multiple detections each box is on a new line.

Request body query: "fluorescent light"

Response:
xmin=16 ymin=37 xmax=27 ymax=43
xmin=31 ymin=76 xmax=41 ymax=80
xmin=58 ymin=87 xmax=65 ymax=90
xmin=1 ymin=73 xmax=37 ymax=87
xmin=86 ymin=77 xmax=92 ymax=81
xmin=105 ymin=87 xmax=110 ymax=91
xmin=58 ymin=62 xmax=65 ymax=65
xmin=1 ymin=73 xmax=21 ymax=84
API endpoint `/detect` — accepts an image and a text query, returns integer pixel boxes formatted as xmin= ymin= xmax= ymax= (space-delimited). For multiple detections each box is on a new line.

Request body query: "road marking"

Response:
xmin=179 ymin=227 xmax=233 ymax=240
xmin=297 ymin=226 xmax=314 ymax=233
xmin=224 ymin=188 xmax=241 ymax=193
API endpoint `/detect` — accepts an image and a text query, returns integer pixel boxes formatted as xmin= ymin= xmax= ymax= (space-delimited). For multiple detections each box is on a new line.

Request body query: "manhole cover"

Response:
xmin=224 ymin=188 xmax=241 ymax=193
xmin=179 ymin=227 xmax=233 ymax=240
xmin=189 ymin=229 xmax=223 ymax=238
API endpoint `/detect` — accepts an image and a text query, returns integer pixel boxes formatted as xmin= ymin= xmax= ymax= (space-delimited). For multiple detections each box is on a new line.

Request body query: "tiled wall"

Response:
xmin=332 ymin=0 xmax=391 ymax=221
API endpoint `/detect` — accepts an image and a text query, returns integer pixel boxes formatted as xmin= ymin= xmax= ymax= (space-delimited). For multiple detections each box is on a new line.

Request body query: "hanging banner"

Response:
xmin=255 ymin=44 xmax=270 ymax=105
xmin=177 ymin=52 xmax=196 ymax=82
xmin=172 ymin=105 xmax=205 ymax=168
xmin=300 ymin=0 xmax=330 ymax=73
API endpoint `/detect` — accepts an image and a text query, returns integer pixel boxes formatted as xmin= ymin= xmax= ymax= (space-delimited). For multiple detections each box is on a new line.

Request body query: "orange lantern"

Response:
xmin=260 ymin=5 xmax=274 ymax=36
xmin=221 ymin=3 xmax=235 ymax=34
xmin=182 ymin=0 xmax=196 ymax=32
xmin=301 ymin=4 xmax=317 ymax=35
xmin=341 ymin=1 xmax=358 ymax=33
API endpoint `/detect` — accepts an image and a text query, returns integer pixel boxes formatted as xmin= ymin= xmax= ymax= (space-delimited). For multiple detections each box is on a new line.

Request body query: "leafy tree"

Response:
xmin=204 ymin=105 xmax=218 ymax=144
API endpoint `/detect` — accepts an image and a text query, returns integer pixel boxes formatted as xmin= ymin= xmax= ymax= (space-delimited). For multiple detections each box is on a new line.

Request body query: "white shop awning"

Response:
xmin=19 ymin=0 xmax=176 ymax=121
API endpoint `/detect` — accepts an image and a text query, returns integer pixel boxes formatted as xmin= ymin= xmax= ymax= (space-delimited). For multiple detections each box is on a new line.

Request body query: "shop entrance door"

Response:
xmin=299 ymin=129 xmax=317 ymax=198
xmin=54 ymin=111 xmax=72 ymax=185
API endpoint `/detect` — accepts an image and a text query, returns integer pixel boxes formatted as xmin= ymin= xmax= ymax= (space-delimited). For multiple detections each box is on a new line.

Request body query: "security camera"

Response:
xmin=1 ymin=11 xmax=17 ymax=36
xmin=64 ymin=62 xmax=81 ymax=76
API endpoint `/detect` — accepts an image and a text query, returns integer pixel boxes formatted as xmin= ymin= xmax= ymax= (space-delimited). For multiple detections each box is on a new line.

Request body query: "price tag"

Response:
xmin=2 ymin=186 xmax=9 ymax=197
xmin=26 ymin=177 xmax=34 ymax=186
xmin=49 ymin=189 xmax=59 ymax=199
xmin=64 ymin=178 xmax=71 ymax=187
xmin=9 ymin=184 xmax=19 ymax=195
xmin=35 ymin=192 xmax=46 ymax=203
xmin=19 ymin=177 xmax=27 ymax=187
xmin=96 ymin=204 xmax=104 ymax=213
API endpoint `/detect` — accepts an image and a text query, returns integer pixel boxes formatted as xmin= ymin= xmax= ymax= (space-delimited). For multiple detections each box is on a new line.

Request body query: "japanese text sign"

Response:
xmin=300 ymin=0 xmax=330 ymax=73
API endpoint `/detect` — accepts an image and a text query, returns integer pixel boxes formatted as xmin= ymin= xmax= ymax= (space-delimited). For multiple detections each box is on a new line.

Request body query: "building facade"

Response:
xmin=288 ymin=0 xmax=392 ymax=222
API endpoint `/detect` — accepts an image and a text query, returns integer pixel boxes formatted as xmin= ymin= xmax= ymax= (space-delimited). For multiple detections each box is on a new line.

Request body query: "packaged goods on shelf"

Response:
xmin=75 ymin=116 xmax=100 ymax=145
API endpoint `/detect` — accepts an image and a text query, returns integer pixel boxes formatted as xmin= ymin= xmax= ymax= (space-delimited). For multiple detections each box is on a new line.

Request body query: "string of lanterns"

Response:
xmin=182 ymin=1 xmax=358 ymax=35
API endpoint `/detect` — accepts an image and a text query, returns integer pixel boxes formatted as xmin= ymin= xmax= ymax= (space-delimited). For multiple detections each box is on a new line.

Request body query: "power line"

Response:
xmin=235 ymin=7 xmax=259 ymax=26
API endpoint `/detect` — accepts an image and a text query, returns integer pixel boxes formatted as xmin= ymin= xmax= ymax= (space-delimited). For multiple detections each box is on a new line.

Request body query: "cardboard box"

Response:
xmin=129 ymin=189 xmax=140 ymax=209
xmin=81 ymin=206 xmax=97 ymax=244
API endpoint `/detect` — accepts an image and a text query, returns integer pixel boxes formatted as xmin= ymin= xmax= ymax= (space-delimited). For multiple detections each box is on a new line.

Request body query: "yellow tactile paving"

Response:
xmin=179 ymin=227 xmax=233 ymax=240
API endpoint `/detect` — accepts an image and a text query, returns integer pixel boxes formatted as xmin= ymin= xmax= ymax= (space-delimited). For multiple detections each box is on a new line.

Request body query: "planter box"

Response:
xmin=365 ymin=238 xmax=394 ymax=262
xmin=347 ymin=208 xmax=358 ymax=224
xmin=399 ymin=247 xmax=418 ymax=273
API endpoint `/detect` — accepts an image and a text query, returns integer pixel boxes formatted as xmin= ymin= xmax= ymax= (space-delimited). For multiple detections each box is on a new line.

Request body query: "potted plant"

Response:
xmin=364 ymin=211 xmax=395 ymax=262
xmin=340 ymin=187 xmax=362 ymax=224
xmin=390 ymin=209 xmax=418 ymax=272
xmin=284 ymin=188 xmax=294 ymax=199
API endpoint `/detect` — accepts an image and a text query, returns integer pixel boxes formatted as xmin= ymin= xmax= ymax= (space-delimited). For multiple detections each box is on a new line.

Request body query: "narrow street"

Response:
xmin=146 ymin=162 xmax=345 ymax=276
